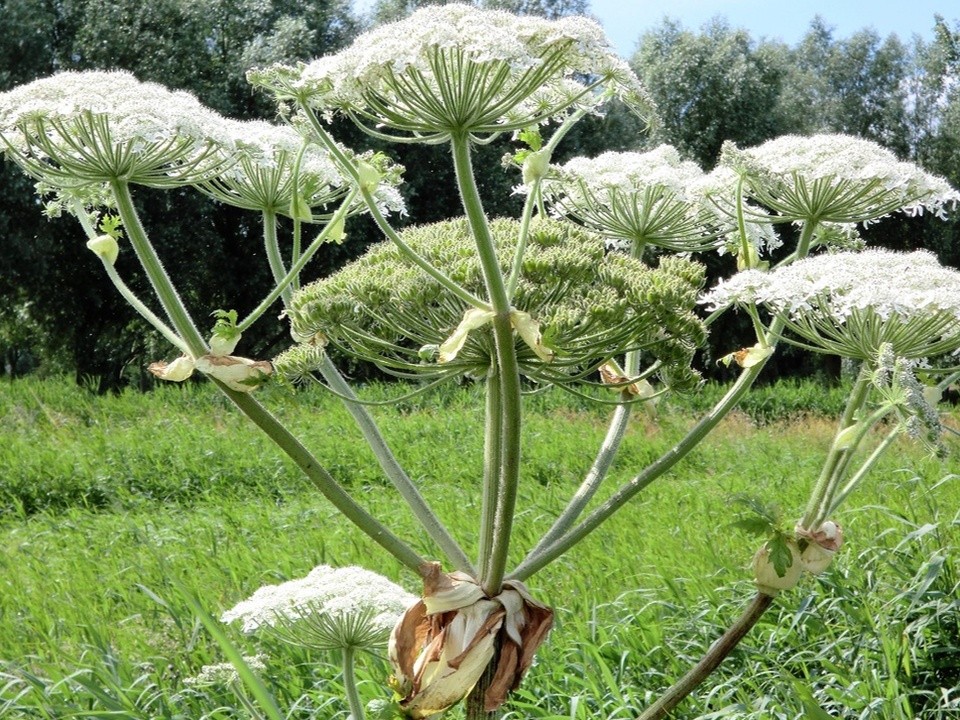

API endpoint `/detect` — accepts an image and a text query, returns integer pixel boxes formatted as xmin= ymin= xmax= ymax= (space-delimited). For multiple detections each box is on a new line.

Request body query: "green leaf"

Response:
xmin=518 ymin=126 xmax=542 ymax=151
xmin=728 ymin=494 xmax=782 ymax=535
xmin=789 ymin=678 xmax=835 ymax=720
xmin=212 ymin=309 xmax=240 ymax=338
xmin=731 ymin=516 xmax=774 ymax=536
xmin=98 ymin=214 xmax=124 ymax=240
xmin=767 ymin=534 xmax=795 ymax=578
xmin=367 ymin=697 xmax=406 ymax=720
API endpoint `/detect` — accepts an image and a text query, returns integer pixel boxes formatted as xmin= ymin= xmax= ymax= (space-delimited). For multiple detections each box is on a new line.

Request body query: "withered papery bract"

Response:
xmin=389 ymin=562 xmax=553 ymax=717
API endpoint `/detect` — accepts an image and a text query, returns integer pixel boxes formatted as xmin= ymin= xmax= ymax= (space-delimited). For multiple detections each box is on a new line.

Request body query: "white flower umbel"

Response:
xmin=201 ymin=120 xmax=406 ymax=218
xmin=184 ymin=655 xmax=268 ymax=688
xmin=249 ymin=5 xmax=653 ymax=141
xmin=701 ymin=249 xmax=960 ymax=360
xmin=541 ymin=145 xmax=722 ymax=255
xmin=719 ymin=134 xmax=960 ymax=224
xmin=0 ymin=70 xmax=234 ymax=189
xmin=221 ymin=564 xmax=416 ymax=650
xmin=200 ymin=120 xmax=346 ymax=215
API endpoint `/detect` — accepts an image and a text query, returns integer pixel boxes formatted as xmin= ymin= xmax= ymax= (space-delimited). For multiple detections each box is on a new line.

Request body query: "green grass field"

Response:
xmin=1 ymin=377 xmax=957 ymax=718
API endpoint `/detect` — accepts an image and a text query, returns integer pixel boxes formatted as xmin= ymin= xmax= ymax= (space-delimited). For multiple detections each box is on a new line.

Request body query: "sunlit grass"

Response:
xmin=0 ymin=377 xmax=957 ymax=718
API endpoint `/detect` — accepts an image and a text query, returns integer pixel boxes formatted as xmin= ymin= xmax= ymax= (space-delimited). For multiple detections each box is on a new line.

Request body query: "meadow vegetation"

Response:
xmin=1 ymin=376 xmax=957 ymax=718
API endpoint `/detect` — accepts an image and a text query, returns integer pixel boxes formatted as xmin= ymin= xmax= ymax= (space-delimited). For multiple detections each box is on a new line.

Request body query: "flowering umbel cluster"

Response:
xmin=540 ymin=145 xmax=723 ymax=255
xmin=248 ymin=4 xmax=653 ymax=141
xmin=717 ymin=134 xmax=960 ymax=224
xmin=701 ymin=249 xmax=960 ymax=360
xmin=0 ymin=70 xmax=234 ymax=190
xmin=222 ymin=564 xmax=416 ymax=651
xmin=277 ymin=217 xmax=706 ymax=390
xmin=199 ymin=119 xmax=405 ymax=219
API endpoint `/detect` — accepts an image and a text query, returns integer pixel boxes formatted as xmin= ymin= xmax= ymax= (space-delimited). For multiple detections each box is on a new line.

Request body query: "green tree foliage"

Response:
xmin=3 ymin=4 xmax=960 ymax=387
xmin=367 ymin=0 xmax=586 ymax=25
xmin=912 ymin=16 xmax=960 ymax=187
xmin=631 ymin=19 xmax=788 ymax=169
xmin=781 ymin=18 xmax=911 ymax=154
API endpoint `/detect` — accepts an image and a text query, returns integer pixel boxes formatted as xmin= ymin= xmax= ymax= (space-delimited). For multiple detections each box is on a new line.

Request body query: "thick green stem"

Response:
xmin=509 ymin=358 xmax=768 ymax=581
xmin=342 ymin=647 xmax=365 ymax=720
xmin=478 ymin=369 xmax=503 ymax=580
xmin=318 ymin=354 xmax=474 ymax=574
xmin=299 ymin=106 xmax=485 ymax=310
xmin=361 ymin=186 xmax=488 ymax=309
xmin=465 ymin=637 xmax=502 ymax=720
xmin=291 ymin=217 xmax=303 ymax=294
xmin=261 ymin=209 xmax=292 ymax=307
xmin=239 ymin=193 xmax=357 ymax=332
xmin=75 ymin=200 xmax=188 ymax=353
xmin=224 ymin=387 xmax=426 ymax=572
xmin=99 ymin=259 xmax=189 ymax=354
xmin=637 ymin=593 xmax=775 ymax=720
xmin=800 ymin=365 xmax=873 ymax=528
xmin=827 ymin=425 xmax=902 ymax=516
xmin=111 ymin=181 xmax=207 ymax=357
xmin=505 ymin=183 xmax=540 ymax=301
xmin=451 ymin=132 xmax=522 ymax=595
xmin=110 ymin=183 xmax=423 ymax=572
xmin=502 ymin=108 xmax=590 ymax=301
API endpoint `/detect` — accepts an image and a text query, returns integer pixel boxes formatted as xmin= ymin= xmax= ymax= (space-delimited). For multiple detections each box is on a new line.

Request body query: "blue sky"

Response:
xmin=590 ymin=0 xmax=956 ymax=57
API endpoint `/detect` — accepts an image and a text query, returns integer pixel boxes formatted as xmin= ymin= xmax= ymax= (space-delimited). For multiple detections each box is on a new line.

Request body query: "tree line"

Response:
xmin=0 ymin=0 xmax=957 ymax=390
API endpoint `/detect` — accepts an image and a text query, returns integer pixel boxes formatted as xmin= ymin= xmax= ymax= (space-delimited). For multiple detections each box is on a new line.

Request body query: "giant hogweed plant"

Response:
xmin=2 ymin=6 xmax=960 ymax=719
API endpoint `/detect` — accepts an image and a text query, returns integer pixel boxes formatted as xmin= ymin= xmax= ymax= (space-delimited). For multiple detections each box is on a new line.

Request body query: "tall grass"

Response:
xmin=0 ymin=377 xmax=957 ymax=718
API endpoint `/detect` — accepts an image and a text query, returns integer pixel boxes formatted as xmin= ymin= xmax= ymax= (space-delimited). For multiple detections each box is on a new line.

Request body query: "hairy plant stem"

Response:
xmin=261 ymin=209 xmax=292 ymax=306
xmin=451 ymin=131 xmax=522 ymax=596
xmin=103 ymin=261 xmax=190 ymax=353
xmin=530 ymin=222 xmax=644 ymax=554
xmin=111 ymin=181 xmax=207 ymax=357
xmin=531 ymin=400 xmax=631 ymax=553
xmin=827 ymin=425 xmax=902 ymax=515
xmin=342 ymin=647 xmax=365 ymax=720
xmin=478 ymin=368 xmax=504 ymax=580
xmin=110 ymin=182 xmax=426 ymax=572
xmin=217 ymin=385 xmax=428 ymax=571
xmin=318 ymin=354 xmax=474 ymax=574
xmin=508 ymin=356 xmax=770 ymax=581
xmin=505 ymin=183 xmax=540 ymax=301
xmin=239 ymin=192 xmax=356 ymax=332
xmin=501 ymin=108 xmax=586 ymax=301
xmin=452 ymin=124 xmax=524 ymax=720
xmin=636 ymin=592 xmax=776 ymax=720
xmin=300 ymin=107 xmax=485 ymax=310
xmin=800 ymin=364 xmax=873 ymax=528
xmin=73 ymin=201 xmax=189 ymax=354
xmin=465 ymin=637 xmax=502 ymax=720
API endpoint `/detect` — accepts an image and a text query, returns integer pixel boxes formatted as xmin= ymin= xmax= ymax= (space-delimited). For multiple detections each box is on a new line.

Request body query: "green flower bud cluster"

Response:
xmin=284 ymin=217 xmax=706 ymax=389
